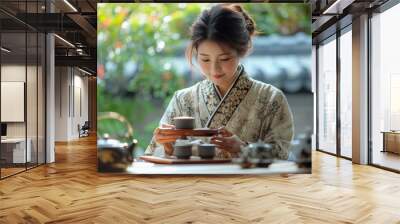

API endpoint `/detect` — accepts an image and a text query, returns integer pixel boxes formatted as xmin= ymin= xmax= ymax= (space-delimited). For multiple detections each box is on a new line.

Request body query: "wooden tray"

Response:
xmin=158 ymin=128 xmax=219 ymax=137
xmin=139 ymin=156 xmax=231 ymax=164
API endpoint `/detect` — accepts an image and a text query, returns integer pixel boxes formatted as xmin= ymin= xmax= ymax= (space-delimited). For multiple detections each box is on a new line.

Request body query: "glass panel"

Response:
xmin=318 ymin=37 xmax=337 ymax=154
xmin=37 ymin=0 xmax=46 ymax=165
xmin=27 ymin=31 xmax=38 ymax=169
xmin=312 ymin=46 xmax=317 ymax=151
xmin=38 ymin=32 xmax=45 ymax=165
xmin=340 ymin=29 xmax=352 ymax=158
xmin=371 ymin=4 xmax=400 ymax=171
xmin=0 ymin=7 xmax=27 ymax=177
xmin=26 ymin=0 xmax=39 ymax=169
xmin=0 ymin=0 xmax=46 ymax=178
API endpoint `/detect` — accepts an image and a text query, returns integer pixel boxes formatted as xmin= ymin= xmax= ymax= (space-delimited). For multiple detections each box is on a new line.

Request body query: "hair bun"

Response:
xmin=230 ymin=4 xmax=256 ymax=36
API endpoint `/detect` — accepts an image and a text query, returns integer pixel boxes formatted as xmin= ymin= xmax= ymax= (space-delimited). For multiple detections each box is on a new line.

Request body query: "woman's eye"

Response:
xmin=201 ymin=59 xmax=210 ymax=62
xmin=220 ymin=58 xmax=231 ymax=61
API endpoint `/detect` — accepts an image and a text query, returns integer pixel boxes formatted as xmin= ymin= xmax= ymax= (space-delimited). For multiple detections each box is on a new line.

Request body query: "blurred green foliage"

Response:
xmin=97 ymin=3 xmax=310 ymax=150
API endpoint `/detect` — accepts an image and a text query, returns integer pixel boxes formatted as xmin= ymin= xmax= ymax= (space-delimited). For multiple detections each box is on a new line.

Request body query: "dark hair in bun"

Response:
xmin=186 ymin=4 xmax=257 ymax=65
xmin=229 ymin=4 xmax=256 ymax=36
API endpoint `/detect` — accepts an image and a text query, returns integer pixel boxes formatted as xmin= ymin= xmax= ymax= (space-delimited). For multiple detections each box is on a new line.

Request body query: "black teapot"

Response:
xmin=97 ymin=112 xmax=138 ymax=172
xmin=289 ymin=132 xmax=312 ymax=169
xmin=97 ymin=134 xmax=137 ymax=172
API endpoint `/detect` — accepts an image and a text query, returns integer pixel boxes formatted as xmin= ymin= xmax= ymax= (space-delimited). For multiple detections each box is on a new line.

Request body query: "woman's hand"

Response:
xmin=153 ymin=123 xmax=180 ymax=156
xmin=210 ymin=127 xmax=246 ymax=154
xmin=153 ymin=124 xmax=180 ymax=144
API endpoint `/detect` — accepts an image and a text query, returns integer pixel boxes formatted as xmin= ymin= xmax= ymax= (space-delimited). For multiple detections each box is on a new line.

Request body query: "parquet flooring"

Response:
xmin=1 ymin=167 xmax=25 ymax=177
xmin=1 ymin=135 xmax=400 ymax=223
xmin=373 ymin=151 xmax=400 ymax=171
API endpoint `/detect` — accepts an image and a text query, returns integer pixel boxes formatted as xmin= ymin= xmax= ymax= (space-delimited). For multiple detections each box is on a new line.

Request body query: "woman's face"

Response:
xmin=196 ymin=40 xmax=240 ymax=87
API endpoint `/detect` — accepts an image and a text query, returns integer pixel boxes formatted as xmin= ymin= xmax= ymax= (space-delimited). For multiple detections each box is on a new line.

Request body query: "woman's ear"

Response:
xmin=197 ymin=66 xmax=208 ymax=80
xmin=189 ymin=55 xmax=207 ymax=80
xmin=193 ymin=48 xmax=198 ymax=61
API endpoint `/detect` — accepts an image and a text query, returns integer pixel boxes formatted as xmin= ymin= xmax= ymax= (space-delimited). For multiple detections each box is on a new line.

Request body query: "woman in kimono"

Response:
xmin=145 ymin=4 xmax=294 ymax=159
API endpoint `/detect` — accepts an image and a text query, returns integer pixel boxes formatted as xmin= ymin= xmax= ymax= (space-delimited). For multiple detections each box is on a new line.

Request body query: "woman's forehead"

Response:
xmin=197 ymin=40 xmax=236 ymax=56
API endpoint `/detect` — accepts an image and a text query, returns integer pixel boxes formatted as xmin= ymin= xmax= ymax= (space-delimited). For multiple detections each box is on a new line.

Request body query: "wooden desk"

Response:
xmin=1 ymin=138 xmax=31 ymax=163
xmin=381 ymin=131 xmax=400 ymax=154
xmin=126 ymin=160 xmax=310 ymax=175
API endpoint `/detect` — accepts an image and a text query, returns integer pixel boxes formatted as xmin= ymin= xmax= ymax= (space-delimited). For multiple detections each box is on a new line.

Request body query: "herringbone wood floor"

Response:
xmin=1 ymin=136 xmax=400 ymax=224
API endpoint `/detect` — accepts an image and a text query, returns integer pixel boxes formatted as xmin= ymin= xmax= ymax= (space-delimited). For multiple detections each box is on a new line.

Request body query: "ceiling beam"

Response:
xmin=55 ymin=55 xmax=96 ymax=72
xmin=67 ymin=13 xmax=96 ymax=46
xmin=312 ymin=15 xmax=336 ymax=34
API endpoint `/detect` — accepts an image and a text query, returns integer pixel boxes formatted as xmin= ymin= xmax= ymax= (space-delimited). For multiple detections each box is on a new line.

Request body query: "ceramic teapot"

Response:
xmin=97 ymin=112 xmax=138 ymax=172
xmin=237 ymin=140 xmax=275 ymax=168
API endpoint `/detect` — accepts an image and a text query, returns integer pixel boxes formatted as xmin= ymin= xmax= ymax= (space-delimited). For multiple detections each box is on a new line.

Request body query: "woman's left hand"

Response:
xmin=210 ymin=127 xmax=246 ymax=154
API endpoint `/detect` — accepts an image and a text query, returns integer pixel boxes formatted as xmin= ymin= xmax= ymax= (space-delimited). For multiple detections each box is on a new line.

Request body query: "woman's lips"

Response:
xmin=213 ymin=74 xmax=225 ymax=79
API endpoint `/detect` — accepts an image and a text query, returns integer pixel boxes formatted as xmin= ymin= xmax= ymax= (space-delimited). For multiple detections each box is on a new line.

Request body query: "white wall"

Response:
xmin=1 ymin=65 xmax=42 ymax=138
xmin=55 ymin=67 xmax=89 ymax=141
xmin=74 ymin=73 xmax=89 ymax=137
xmin=1 ymin=65 xmax=26 ymax=138
xmin=55 ymin=67 xmax=69 ymax=141
xmin=1 ymin=64 xmax=46 ymax=163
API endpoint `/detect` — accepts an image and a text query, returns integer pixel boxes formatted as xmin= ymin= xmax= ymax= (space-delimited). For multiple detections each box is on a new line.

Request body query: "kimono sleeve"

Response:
xmin=262 ymin=90 xmax=294 ymax=160
xmin=144 ymin=92 xmax=182 ymax=155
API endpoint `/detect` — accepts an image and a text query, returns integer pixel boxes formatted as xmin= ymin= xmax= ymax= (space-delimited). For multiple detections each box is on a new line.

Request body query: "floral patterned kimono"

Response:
xmin=145 ymin=65 xmax=294 ymax=159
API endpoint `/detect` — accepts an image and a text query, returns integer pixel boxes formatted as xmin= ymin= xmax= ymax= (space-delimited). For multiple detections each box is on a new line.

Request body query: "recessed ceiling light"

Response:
xmin=54 ymin=34 xmax=75 ymax=48
xmin=78 ymin=67 xmax=93 ymax=76
xmin=1 ymin=47 xmax=11 ymax=53
xmin=322 ymin=0 xmax=354 ymax=15
xmin=63 ymin=0 xmax=78 ymax=12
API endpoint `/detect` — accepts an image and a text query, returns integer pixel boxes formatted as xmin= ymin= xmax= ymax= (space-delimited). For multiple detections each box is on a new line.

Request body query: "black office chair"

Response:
xmin=79 ymin=121 xmax=90 ymax=138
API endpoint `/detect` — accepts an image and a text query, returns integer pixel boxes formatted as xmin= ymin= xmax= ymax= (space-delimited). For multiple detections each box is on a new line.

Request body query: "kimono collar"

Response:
xmin=200 ymin=64 xmax=253 ymax=128
xmin=213 ymin=65 xmax=243 ymax=100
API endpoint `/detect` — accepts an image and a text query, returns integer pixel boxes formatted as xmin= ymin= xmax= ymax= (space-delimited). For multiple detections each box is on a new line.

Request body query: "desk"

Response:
xmin=1 ymin=138 xmax=31 ymax=163
xmin=126 ymin=160 xmax=310 ymax=175
xmin=381 ymin=131 xmax=400 ymax=154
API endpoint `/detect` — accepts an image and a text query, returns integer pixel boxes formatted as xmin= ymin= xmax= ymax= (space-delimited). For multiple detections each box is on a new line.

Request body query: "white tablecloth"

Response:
xmin=126 ymin=160 xmax=310 ymax=175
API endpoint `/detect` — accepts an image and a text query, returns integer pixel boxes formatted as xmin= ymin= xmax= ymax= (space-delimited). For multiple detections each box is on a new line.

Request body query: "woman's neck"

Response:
xmin=216 ymin=74 xmax=237 ymax=97
xmin=215 ymin=65 xmax=241 ymax=97
xmin=217 ymin=83 xmax=232 ymax=97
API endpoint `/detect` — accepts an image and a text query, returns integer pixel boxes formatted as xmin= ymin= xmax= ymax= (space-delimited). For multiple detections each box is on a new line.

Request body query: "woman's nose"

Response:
xmin=211 ymin=61 xmax=222 ymax=74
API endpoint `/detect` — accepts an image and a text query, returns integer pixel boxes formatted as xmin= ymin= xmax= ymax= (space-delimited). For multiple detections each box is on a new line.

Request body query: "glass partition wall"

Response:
xmin=317 ymin=35 xmax=337 ymax=155
xmin=316 ymin=0 xmax=400 ymax=172
xmin=0 ymin=1 xmax=46 ymax=179
xmin=316 ymin=26 xmax=353 ymax=159
xmin=339 ymin=27 xmax=352 ymax=159
xmin=0 ymin=31 xmax=27 ymax=177
xmin=370 ymin=3 xmax=400 ymax=171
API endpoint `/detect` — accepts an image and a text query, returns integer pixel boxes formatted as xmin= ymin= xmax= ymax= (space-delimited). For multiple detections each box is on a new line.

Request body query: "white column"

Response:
xmin=46 ymin=33 xmax=55 ymax=163
xmin=352 ymin=14 xmax=369 ymax=164
xmin=46 ymin=1 xmax=55 ymax=163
